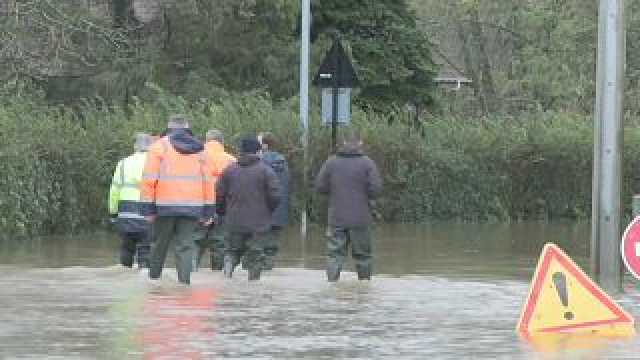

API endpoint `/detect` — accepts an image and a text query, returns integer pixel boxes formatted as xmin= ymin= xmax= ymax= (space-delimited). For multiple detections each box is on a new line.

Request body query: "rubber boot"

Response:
xmin=357 ymin=265 xmax=371 ymax=280
xmin=263 ymin=257 xmax=274 ymax=271
xmin=248 ymin=268 xmax=261 ymax=281
xmin=137 ymin=258 xmax=150 ymax=269
xmin=210 ymin=252 xmax=223 ymax=271
xmin=357 ymin=272 xmax=371 ymax=280
xmin=192 ymin=245 xmax=207 ymax=272
xmin=327 ymin=265 xmax=341 ymax=282
xmin=223 ymin=256 xmax=234 ymax=279
xmin=136 ymin=245 xmax=151 ymax=269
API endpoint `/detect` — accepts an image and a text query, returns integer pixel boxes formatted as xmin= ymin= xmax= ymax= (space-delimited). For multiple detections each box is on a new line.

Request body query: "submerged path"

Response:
xmin=0 ymin=223 xmax=639 ymax=358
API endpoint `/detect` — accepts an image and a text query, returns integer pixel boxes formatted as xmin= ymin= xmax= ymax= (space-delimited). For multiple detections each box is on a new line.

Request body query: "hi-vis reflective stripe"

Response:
xmin=118 ymin=212 xmax=146 ymax=219
xmin=119 ymin=161 xmax=125 ymax=186
xmin=155 ymin=201 xmax=211 ymax=206
xmin=142 ymin=174 xmax=211 ymax=181
xmin=113 ymin=181 xmax=140 ymax=189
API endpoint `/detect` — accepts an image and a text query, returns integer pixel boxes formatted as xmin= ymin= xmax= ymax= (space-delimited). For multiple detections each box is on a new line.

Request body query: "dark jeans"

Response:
xmin=327 ymin=226 xmax=372 ymax=281
xmin=119 ymin=230 xmax=152 ymax=268
xmin=225 ymin=231 xmax=267 ymax=277
xmin=149 ymin=217 xmax=200 ymax=284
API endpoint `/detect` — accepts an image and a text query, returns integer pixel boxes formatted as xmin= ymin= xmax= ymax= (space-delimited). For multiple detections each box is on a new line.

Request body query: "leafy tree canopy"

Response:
xmin=311 ymin=0 xmax=437 ymax=112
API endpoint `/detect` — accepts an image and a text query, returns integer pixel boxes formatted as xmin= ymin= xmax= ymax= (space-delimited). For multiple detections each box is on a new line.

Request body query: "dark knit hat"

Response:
xmin=239 ymin=136 xmax=262 ymax=154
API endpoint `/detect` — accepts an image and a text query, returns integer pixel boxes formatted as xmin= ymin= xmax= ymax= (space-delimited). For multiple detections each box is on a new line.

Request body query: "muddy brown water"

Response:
xmin=1 ymin=222 xmax=640 ymax=359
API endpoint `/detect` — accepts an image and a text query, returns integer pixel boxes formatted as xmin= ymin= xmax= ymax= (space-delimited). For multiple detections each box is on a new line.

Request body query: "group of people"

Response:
xmin=109 ymin=114 xmax=382 ymax=284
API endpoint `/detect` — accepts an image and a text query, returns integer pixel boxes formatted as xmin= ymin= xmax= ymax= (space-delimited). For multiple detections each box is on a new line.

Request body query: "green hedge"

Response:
xmin=1 ymin=92 xmax=637 ymax=237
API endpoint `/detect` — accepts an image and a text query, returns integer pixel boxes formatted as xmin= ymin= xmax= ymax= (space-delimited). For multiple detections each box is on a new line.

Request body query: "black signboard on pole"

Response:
xmin=313 ymin=37 xmax=359 ymax=152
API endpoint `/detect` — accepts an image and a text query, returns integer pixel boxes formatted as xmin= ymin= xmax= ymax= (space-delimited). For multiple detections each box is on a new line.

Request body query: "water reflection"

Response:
xmin=141 ymin=287 xmax=216 ymax=359
xmin=0 ymin=222 xmax=592 ymax=279
xmin=523 ymin=332 xmax=636 ymax=356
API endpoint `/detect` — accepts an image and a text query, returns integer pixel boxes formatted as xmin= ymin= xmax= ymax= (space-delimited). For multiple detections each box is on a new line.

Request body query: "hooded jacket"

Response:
xmin=203 ymin=140 xmax=236 ymax=198
xmin=140 ymin=128 xmax=215 ymax=219
xmin=109 ymin=151 xmax=149 ymax=233
xmin=315 ymin=144 xmax=383 ymax=228
xmin=262 ymin=150 xmax=289 ymax=227
xmin=216 ymin=154 xmax=281 ymax=232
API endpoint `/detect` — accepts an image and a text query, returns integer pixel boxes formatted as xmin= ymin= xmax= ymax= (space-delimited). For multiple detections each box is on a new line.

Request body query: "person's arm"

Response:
xmin=265 ymin=167 xmax=281 ymax=213
xmin=367 ymin=158 xmax=383 ymax=199
xmin=140 ymin=142 xmax=162 ymax=217
xmin=282 ymin=158 xmax=290 ymax=199
xmin=215 ymin=168 xmax=229 ymax=216
xmin=314 ymin=160 xmax=331 ymax=195
xmin=108 ymin=160 xmax=123 ymax=215
xmin=202 ymin=154 xmax=215 ymax=221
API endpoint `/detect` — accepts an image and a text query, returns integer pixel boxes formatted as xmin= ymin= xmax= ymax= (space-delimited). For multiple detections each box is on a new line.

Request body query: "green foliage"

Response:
xmin=1 ymin=92 xmax=635 ymax=237
xmin=413 ymin=0 xmax=603 ymax=115
xmin=311 ymin=0 xmax=437 ymax=111
xmin=0 ymin=0 xmax=131 ymax=102
xmin=154 ymin=0 xmax=300 ymax=100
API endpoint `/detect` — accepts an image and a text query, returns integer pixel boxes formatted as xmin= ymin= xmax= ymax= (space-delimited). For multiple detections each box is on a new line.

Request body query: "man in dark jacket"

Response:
xmin=216 ymin=136 xmax=281 ymax=280
xmin=314 ymin=130 xmax=383 ymax=282
xmin=258 ymin=132 xmax=289 ymax=270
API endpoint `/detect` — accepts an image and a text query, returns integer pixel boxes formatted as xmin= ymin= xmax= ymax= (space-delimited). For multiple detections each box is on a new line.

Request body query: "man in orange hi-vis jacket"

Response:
xmin=193 ymin=129 xmax=236 ymax=271
xmin=141 ymin=114 xmax=215 ymax=285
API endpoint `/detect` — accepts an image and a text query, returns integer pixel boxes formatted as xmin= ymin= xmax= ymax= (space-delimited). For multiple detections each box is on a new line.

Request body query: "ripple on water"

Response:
xmin=0 ymin=266 xmax=639 ymax=359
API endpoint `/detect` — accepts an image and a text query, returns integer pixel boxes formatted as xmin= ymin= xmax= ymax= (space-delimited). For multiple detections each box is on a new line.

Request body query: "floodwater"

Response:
xmin=1 ymin=222 xmax=639 ymax=359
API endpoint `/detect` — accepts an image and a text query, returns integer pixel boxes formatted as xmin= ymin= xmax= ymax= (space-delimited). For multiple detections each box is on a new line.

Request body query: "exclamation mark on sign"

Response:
xmin=552 ymin=272 xmax=574 ymax=321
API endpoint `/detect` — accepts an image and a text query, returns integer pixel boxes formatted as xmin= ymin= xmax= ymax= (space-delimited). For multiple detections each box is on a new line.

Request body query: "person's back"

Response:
xmin=315 ymin=131 xmax=382 ymax=282
xmin=142 ymin=130 xmax=213 ymax=218
xmin=141 ymin=115 xmax=215 ymax=285
xmin=112 ymin=151 xmax=148 ymax=224
xmin=204 ymin=138 xmax=236 ymax=180
xmin=216 ymin=136 xmax=280 ymax=280
xmin=319 ymin=153 xmax=380 ymax=228
xmin=316 ymin=140 xmax=382 ymax=228
xmin=109 ymin=133 xmax=153 ymax=268
xmin=219 ymin=152 xmax=280 ymax=233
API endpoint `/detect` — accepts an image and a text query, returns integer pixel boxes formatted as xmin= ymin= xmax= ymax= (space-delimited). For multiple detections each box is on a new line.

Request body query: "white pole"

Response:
xmin=300 ymin=0 xmax=311 ymax=240
xmin=592 ymin=0 xmax=625 ymax=294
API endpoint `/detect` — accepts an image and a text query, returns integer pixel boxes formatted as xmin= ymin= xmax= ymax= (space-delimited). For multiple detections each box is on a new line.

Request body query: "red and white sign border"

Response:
xmin=621 ymin=215 xmax=640 ymax=280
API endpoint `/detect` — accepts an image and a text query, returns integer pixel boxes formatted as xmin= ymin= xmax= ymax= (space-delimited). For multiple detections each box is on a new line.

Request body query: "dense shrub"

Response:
xmin=0 ymin=92 xmax=636 ymax=237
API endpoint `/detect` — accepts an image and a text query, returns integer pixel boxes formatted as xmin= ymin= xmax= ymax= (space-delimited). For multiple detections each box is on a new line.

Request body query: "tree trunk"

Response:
xmin=456 ymin=22 xmax=486 ymax=115
xmin=468 ymin=5 xmax=497 ymax=113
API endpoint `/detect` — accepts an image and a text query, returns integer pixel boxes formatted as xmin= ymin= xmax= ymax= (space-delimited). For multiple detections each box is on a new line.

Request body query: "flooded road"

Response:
xmin=1 ymin=222 xmax=639 ymax=359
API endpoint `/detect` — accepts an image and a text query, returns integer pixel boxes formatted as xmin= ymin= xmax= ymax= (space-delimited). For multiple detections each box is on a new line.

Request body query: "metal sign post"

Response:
xmin=592 ymin=0 xmax=625 ymax=294
xmin=300 ymin=0 xmax=310 ymax=240
xmin=332 ymin=45 xmax=339 ymax=152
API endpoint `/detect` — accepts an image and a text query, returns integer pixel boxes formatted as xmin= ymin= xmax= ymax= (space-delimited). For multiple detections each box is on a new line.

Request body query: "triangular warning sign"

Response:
xmin=517 ymin=243 xmax=634 ymax=338
xmin=313 ymin=39 xmax=359 ymax=88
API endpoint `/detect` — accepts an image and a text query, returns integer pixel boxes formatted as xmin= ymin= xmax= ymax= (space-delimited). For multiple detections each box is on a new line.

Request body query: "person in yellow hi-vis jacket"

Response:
xmin=109 ymin=133 xmax=154 ymax=268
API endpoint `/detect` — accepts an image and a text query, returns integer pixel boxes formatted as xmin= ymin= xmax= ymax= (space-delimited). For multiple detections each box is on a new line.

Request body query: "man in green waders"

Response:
xmin=315 ymin=130 xmax=383 ymax=281
xmin=216 ymin=136 xmax=281 ymax=280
